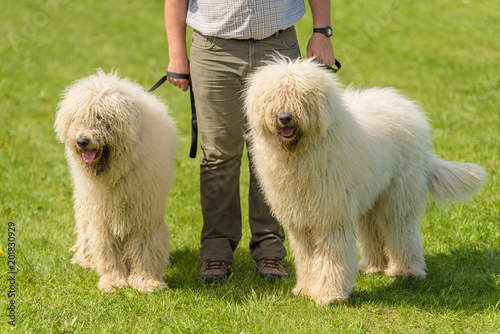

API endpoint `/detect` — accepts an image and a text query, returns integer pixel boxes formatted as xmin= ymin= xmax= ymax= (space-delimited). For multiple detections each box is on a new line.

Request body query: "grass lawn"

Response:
xmin=1 ymin=0 xmax=499 ymax=332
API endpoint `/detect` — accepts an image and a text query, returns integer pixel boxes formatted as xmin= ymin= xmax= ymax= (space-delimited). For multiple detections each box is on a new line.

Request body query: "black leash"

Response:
xmin=148 ymin=72 xmax=198 ymax=159
xmin=331 ymin=59 xmax=342 ymax=72
xmin=316 ymin=58 xmax=342 ymax=73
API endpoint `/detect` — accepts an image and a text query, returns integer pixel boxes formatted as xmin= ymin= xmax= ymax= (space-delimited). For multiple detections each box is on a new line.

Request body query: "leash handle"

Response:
xmin=147 ymin=72 xmax=190 ymax=93
xmin=313 ymin=58 xmax=341 ymax=73
xmin=331 ymin=59 xmax=342 ymax=73
xmin=166 ymin=72 xmax=190 ymax=81
xmin=322 ymin=59 xmax=342 ymax=73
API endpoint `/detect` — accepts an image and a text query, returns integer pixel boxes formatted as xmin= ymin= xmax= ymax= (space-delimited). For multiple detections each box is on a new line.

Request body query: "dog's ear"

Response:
xmin=317 ymin=77 xmax=345 ymax=136
xmin=119 ymin=99 xmax=142 ymax=142
xmin=317 ymin=96 xmax=337 ymax=136
xmin=97 ymin=95 xmax=143 ymax=147
xmin=54 ymin=103 xmax=75 ymax=143
xmin=243 ymin=88 xmax=266 ymax=136
xmin=55 ymin=76 xmax=90 ymax=144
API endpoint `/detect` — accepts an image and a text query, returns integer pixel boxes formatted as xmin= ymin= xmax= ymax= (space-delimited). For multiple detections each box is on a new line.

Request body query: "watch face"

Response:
xmin=325 ymin=27 xmax=333 ymax=37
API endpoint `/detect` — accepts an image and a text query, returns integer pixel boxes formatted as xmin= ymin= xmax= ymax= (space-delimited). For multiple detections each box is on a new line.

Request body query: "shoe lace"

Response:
xmin=258 ymin=257 xmax=284 ymax=270
xmin=203 ymin=259 xmax=227 ymax=270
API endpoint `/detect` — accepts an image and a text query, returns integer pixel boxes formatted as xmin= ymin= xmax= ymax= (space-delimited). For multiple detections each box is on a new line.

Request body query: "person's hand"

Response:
xmin=306 ymin=33 xmax=335 ymax=67
xmin=167 ymin=57 xmax=190 ymax=92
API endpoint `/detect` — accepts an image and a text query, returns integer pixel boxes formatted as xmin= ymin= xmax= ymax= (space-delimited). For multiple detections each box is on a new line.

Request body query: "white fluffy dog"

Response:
xmin=244 ymin=58 xmax=487 ymax=305
xmin=55 ymin=71 xmax=177 ymax=293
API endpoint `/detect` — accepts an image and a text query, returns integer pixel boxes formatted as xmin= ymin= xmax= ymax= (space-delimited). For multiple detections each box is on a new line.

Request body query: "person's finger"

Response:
xmin=167 ymin=77 xmax=189 ymax=91
xmin=179 ymin=79 xmax=189 ymax=92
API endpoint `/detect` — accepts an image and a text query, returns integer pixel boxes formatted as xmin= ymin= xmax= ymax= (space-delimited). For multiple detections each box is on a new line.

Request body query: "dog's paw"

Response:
xmin=386 ymin=266 xmax=426 ymax=279
xmin=358 ymin=259 xmax=384 ymax=275
xmin=307 ymin=287 xmax=350 ymax=305
xmin=134 ymin=279 xmax=167 ymax=293
xmin=313 ymin=294 xmax=348 ymax=306
xmin=98 ymin=276 xmax=128 ymax=293
xmin=292 ymin=285 xmax=309 ymax=296
xmin=128 ymin=272 xmax=167 ymax=293
xmin=71 ymin=255 xmax=94 ymax=270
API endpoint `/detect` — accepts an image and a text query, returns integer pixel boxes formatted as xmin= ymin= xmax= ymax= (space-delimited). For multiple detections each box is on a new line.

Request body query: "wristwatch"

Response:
xmin=313 ymin=26 xmax=333 ymax=37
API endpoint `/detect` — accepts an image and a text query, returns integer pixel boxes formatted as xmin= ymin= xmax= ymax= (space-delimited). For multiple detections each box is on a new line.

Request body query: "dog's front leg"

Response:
xmin=125 ymin=221 xmax=170 ymax=293
xmin=308 ymin=223 xmax=358 ymax=305
xmin=70 ymin=201 xmax=95 ymax=269
xmin=90 ymin=231 xmax=129 ymax=293
xmin=70 ymin=232 xmax=94 ymax=269
xmin=288 ymin=226 xmax=315 ymax=296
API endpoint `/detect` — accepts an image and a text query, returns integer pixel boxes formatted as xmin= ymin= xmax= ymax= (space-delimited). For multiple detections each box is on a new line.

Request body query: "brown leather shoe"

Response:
xmin=256 ymin=257 xmax=287 ymax=282
xmin=198 ymin=259 xmax=230 ymax=283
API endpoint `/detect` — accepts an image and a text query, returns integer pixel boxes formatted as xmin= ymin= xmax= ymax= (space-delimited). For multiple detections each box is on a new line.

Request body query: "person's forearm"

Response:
xmin=164 ymin=0 xmax=189 ymax=61
xmin=308 ymin=0 xmax=331 ymax=28
xmin=165 ymin=0 xmax=190 ymax=90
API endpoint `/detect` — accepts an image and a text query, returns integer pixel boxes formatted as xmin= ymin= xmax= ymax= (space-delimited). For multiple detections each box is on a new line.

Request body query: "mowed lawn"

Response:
xmin=1 ymin=0 xmax=499 ymax=333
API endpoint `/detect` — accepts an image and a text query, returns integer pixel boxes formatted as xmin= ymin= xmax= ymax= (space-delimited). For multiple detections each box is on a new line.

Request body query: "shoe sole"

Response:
xmin=198 ymin=270 xmax=230 ymax=284
xmin=259 ymin=273 xmax=287 ymax=282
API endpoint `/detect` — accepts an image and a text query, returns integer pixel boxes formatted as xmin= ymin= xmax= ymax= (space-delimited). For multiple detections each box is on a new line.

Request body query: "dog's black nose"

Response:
xmin=76 ymin=137 xmax=90 ymax=148
xmin=279 ymin=112 xmax=293 ymax=125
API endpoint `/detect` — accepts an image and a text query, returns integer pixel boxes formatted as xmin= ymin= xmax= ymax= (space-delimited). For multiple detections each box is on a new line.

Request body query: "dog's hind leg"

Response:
xmin=380 ymin=178 xmax=427 ymax=279
xmin=126 ymin=221 xmax=170 ymax=293
xmin=357 ymin=204 xmax=388 ymax=275
xmin=308 ymin=223 xmax=358 ymax=305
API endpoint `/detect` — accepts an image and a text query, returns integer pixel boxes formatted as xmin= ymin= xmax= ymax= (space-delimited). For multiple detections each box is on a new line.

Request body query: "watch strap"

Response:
xmin=313 ymin=26 xmax=332 ymax=37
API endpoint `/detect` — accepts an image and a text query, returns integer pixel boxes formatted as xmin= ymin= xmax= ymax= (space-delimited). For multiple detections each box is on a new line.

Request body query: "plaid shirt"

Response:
xmin=186 ymin=0 xmax=306 ymax=40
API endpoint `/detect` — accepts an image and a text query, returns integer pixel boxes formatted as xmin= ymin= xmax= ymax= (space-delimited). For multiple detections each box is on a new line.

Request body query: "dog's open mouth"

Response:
xmin=82 ymin=149 xmax=98 ymax=164
xmin=281 ymin=127 xmax=295 ymax=139
xmin=278 ymin=126 xmax=301 ymax=153
xmin=80 ymin=146 xmax=109 ymax=176
xmin=82 ymin=148 xmax=103 ymax=164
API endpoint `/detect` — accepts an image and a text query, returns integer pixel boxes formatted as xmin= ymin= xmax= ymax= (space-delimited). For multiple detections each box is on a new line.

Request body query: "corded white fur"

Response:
xmin=244 ymin=57 xmax=487 ymax=305
xmin=55 ymin=71 xmax=177 ymax=293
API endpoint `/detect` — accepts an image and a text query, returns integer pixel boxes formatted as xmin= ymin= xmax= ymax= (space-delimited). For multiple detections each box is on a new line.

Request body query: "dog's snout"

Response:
xmin=77 ymin=137 xmax=91 ymax=148
xmin=279 ymin=112 xmax=293 ymax=125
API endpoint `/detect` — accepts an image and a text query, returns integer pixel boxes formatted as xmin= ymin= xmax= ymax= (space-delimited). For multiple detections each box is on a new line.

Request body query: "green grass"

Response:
xmin=1 ymin=0 xmax=499 ymax=332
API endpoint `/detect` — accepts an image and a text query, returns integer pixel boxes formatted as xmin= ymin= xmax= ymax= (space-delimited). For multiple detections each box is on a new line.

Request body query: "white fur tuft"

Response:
xmin=428 ymin=157 xmax=488 ymax=204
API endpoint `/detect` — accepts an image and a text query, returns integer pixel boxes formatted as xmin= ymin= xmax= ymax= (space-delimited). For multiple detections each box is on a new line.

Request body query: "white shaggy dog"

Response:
xmin=244 ymin=58 xmax=487 ymax=305
xmin=55 ymin=71 xmax=176 ymax=293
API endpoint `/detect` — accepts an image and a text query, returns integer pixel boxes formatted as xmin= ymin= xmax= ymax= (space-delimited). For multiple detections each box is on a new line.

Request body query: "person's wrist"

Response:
xmin=313 ymin=26 xmax=333 ymax=38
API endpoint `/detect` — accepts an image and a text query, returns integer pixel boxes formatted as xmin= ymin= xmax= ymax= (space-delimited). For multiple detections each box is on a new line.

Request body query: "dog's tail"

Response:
xmin=427 ymin=156 xmax=487 ymax=205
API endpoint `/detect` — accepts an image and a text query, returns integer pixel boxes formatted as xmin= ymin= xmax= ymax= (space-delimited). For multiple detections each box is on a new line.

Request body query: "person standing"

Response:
xmin=164 ymin=0 xmax=336 ymax=283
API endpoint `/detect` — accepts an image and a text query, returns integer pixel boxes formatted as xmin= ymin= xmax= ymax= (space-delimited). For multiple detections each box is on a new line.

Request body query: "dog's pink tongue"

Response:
xmin=82 ymin=149 xmax=97 ymax=164
xmin=281 ymin=127 xmax=294 ymax=138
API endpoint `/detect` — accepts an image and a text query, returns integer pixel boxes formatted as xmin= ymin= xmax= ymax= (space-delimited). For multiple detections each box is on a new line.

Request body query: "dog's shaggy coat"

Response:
xmin=244 ymin=58 xmax=487 ymax=304
xmin=55 ymin=71 xmax=176 ymax=293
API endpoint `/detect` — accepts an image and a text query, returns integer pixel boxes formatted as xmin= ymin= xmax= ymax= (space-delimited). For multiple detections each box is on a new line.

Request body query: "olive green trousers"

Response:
xmin=189 ymin=26 xmax=301 ymax=264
